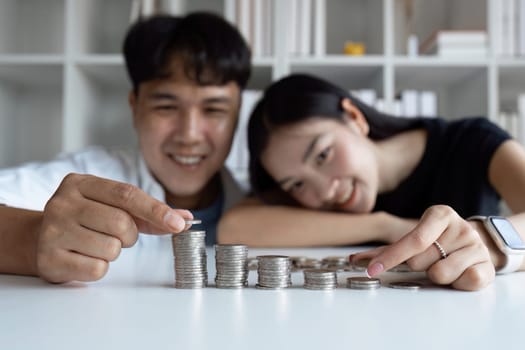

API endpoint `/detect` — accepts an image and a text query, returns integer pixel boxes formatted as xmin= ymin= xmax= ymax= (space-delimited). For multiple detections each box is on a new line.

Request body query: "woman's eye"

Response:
xmin=291 ymin=181 xmax=304 ymax=192
xmin=316 ymin=147 xmax=331 ymax=165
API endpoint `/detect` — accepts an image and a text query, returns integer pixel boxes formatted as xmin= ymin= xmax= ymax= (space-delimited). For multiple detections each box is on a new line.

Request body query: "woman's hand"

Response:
xmin=350 ymin=205 xmax=495 ymax=291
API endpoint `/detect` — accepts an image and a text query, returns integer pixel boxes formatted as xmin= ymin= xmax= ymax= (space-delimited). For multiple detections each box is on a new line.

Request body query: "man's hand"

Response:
xmin=36 ymin=173 xmax=192 ymax=283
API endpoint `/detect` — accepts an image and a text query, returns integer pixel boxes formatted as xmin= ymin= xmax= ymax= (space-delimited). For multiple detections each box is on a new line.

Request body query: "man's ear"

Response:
xmin=341 ymin=98 xmax=370 ymax=135
xmin=128 ymin=91 xmax=138 ymax=128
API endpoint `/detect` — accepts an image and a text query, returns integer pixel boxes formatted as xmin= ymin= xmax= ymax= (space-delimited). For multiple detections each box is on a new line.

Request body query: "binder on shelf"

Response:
xmin=313 ymin=0 xmax=326 ymax=56
xmin=298 ymin=0 xmax=312 ymax=56
xmin=226 ymin=90 xmax=262 ymax=175
xmin=401 ymin=90 xmax=419 ymax=117
xmin=236 ymin=0 xmax=252 ymax=50
xmin=519 ymin=0 xmax=525 ymax=56
xmin=519 ymin=94 xmax=525 ymax=144
xmin=420 ymin=91 xmax=437 ymax=118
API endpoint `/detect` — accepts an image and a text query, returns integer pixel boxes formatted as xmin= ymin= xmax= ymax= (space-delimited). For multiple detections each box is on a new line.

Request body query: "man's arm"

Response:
xmin=0 ymin=174 xmax=192 ymax=282
xmin=0 ymin=206 xmax=41 ymax=276
xmin=217 ymin=197 xmax=417 ymax=247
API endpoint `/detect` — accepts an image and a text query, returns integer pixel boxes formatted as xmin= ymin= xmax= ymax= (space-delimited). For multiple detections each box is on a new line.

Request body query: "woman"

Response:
xmin=218 ymin=74 xmax=525 ymax=291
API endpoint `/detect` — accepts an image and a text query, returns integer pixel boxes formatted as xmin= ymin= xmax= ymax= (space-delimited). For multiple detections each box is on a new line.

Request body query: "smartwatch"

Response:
xmin=468 ymin=215 xmax=525 ymax=274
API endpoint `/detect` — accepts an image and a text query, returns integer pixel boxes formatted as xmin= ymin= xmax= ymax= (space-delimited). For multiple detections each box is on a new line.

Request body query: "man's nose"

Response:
xmin=176 ymin=110 xmax=201 ymax=143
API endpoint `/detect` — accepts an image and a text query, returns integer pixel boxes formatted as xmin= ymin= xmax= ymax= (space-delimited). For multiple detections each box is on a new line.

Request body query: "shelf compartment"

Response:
xmin=0 ymin=0 xmax=65 ymax=54
xmin=73 ymin=0 xmax=134 ymax=55
xmin=0 ymin=64 xmax=63 ymax=167
xmin=499 ymin=65 xmax=525 ymax=111
xmin=324 ymin=0 xmax=384 ymax=55
xmin=290 ymin=63 xmax=384 ymax=93
xmin=393 ymin=0 xmax=487 ymax=56
xmin=395 ymin=65 xmax=488 ymax=120
xmin=64 ymin=63 xmax=134 ymax=151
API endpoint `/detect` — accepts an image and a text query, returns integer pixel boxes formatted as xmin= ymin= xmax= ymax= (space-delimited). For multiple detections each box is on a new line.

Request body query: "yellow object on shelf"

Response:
xmin=344 ymin=41 xmax=366 ymax=55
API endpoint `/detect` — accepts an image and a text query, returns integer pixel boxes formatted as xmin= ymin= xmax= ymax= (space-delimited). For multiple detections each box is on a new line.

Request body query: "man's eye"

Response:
xmin=156 ymin=105 xmax=177 ymax=110
xmin=205 ymin=108 xmax=228 ymax=116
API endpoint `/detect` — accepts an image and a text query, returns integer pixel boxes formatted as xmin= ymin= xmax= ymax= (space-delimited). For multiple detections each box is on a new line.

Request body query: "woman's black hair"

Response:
xmin=248 ymin=73 xmax=424 ymax=204
xmin=123 ymin=12 xmax=251 ymax=93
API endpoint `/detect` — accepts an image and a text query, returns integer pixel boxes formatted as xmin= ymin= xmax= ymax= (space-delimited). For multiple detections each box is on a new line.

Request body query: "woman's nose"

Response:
xmin=314 ymin=176 xmax=339 ymax=203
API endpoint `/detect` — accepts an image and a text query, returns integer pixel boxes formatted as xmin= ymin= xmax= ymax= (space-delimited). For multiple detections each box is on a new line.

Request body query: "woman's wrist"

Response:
xmin=467 ymin=219 xmax=506 ymax=270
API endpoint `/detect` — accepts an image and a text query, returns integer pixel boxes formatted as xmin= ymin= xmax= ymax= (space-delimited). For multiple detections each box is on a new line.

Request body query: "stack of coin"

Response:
xmin=246 ymin=257 xmax=258 ymax=271
xmin=346 ymin=276 xmax=381 ymax=290
xmin=214 ymin=244 xmax=249 ymax=288
xmin=350 ymin=258 xmax=370 ymax=272
xmin=172 ymin=230 xmax=208 ymax=289
xmin=256 ymin=255 xmax=292 ymax=289
xmin=351 ymin=258 xmax=412 ymax=273
xmin=290 ymin=256 xmax=308 ymax=272
xmin=322 ymin=256 xmax=350 ymax=271
xmin=303 ymin=269 xmax=338 ymax=290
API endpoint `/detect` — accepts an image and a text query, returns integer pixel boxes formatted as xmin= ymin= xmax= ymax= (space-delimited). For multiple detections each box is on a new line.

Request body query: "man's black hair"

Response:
xmin=123 ymin=12 xmax=251 ymax=92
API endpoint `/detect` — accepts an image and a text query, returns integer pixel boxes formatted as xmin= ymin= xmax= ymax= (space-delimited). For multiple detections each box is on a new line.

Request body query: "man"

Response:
xmin=0 ymin=12 xmax=251 ymax=283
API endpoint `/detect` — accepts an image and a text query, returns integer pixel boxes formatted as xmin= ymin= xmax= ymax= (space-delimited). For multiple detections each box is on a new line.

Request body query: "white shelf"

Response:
xmin=0 ymin=0 xmax=524 ymax=169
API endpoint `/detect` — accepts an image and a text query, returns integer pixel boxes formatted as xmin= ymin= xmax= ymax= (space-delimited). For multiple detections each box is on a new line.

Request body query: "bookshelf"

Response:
xmin=1 ymin=0 xmax=524 ymax=183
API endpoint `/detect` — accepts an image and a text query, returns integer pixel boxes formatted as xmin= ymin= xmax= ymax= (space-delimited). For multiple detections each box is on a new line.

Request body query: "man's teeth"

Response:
xmin=174 ymin=155 xmax=202 ymax=165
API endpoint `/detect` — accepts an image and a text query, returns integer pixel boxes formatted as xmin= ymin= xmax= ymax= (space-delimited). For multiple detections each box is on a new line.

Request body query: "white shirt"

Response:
xmin=0 ymin=146 xmax=245 ymax=244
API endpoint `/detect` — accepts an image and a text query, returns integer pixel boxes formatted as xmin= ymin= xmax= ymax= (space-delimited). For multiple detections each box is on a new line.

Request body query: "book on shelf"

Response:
xmin=419 ymin=30 xmax=487 ymax=57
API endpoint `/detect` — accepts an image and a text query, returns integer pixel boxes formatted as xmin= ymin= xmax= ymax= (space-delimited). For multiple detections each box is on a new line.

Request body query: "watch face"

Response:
xmin=489 ymin=217 xmax=525 ymax=250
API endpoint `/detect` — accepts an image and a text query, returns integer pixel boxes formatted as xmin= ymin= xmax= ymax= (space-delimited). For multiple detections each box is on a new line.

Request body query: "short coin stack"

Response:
xmin=346 ymin=276 xmax=381 ymax=290
xmin=256 ymin=255 xmax=292 ymax=289
xmin=172 ymin=230 xmax=208 ymax=289
xmin=214 ymin=244 xmax=249 ymax=288
xmin=322 ymin=256 xmax=350 ymax=271
xmin=303 ymin=269 xmax=338 ymax=290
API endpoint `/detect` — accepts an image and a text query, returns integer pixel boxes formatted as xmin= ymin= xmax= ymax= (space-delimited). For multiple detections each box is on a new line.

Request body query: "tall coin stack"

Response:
xmin=172 ymin=230 xmax=208 ymax=289
xmin=256 ymin=255 xmax=292 ymax=289
xmin=214 ymin=244 xmax=249 ymax=288
xmin=303 ymin=269 xmax=338 ymax=290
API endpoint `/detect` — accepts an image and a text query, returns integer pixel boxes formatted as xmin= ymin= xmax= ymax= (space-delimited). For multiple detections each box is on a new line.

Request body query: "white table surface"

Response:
xmin=1 ymin=235 xmax=524 ymax=350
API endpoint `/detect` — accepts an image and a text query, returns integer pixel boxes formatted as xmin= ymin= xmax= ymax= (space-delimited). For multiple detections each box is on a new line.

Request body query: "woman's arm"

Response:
xmin=351 ymin=139 xmax=525 ymax=291
xmin=218 ymin=197 xmax=417 ymax=247
xmin=485 ymin=139 xmax=525 ymax=270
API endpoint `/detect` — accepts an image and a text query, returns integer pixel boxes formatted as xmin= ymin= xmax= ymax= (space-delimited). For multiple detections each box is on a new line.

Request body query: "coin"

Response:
xmin=346 ymin=276 xmax=381 ymax=290
xmin=172 ymin=230 xmax=208 ymax=289
xmin=389 ymin=263 xmax=412 ymax=273
xmin=303 ymin=269 xmax=338 ymax=290
xmin=214 ymin=244 xmax=249 ymax=289
xmin=388 ymin=281 xmax=422 ymax=290
xmin=321 ymin=256 xmax=349 ymax=271
xmin=256 ymin=255 xmax=292 ymax=289
xmin=351 ymin=258 xmax=371 ymax=272
xmin=185 ymin=219 xmax=202 ymax=225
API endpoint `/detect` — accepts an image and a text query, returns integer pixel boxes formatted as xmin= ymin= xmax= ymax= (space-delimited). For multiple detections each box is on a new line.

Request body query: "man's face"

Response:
xmin=129 ymin=63 xmax=241 ymax=208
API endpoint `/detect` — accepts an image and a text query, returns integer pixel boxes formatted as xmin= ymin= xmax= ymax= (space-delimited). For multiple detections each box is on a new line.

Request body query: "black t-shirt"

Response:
xmin=373 ymin=117 xmax=511 ymax=218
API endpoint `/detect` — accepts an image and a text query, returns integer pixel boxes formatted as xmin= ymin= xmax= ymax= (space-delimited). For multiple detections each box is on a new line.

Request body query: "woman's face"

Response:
xmin=261 ymin=103 xmax=379 ymax=213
